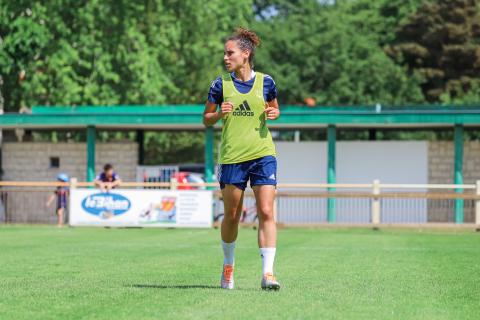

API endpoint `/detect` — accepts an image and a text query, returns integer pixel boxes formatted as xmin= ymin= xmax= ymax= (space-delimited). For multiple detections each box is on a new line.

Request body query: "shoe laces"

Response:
xmin=264 ymin=272 xmax=276 ymax=281
xmin=223 ymin=265 xmax=234 ymax=282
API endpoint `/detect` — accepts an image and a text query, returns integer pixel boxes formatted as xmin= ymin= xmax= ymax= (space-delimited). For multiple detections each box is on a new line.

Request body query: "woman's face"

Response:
xmin=224 ymin=40 xmax=250 ymax=72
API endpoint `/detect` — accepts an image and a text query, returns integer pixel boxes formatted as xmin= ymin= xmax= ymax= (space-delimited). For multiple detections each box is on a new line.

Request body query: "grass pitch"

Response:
xmin=0 ymin=225 xmax=479 ymax=319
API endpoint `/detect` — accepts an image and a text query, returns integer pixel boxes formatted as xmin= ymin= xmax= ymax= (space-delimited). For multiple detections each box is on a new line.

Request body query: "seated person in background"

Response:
xmin=94 ymin=163 xmax=122 ymax=192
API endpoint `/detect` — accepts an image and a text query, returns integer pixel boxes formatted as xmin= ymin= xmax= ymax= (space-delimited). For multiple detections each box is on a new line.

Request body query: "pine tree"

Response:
xmin=387 ymin=0 xmax=480 ymax=102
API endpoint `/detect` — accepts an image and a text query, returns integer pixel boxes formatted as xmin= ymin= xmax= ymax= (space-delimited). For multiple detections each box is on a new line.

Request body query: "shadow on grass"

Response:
xmin=129 ymin=284 xmax=221 ymax=290
xmin=129 ymin=284 xmax=255 ymax=291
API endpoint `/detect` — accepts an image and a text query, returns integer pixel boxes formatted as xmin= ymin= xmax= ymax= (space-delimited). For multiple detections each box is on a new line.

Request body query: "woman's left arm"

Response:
xmin=265 ymin=99 xmax=280 ymax=120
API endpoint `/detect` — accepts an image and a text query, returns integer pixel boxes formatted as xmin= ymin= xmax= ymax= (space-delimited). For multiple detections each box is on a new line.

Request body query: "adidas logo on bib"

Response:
xmin=233 ymin=100 xmax=254 ymax=117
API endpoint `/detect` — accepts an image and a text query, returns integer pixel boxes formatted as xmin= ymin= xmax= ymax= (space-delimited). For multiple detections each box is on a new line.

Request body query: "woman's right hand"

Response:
xmin=220 ymin=102 xmax=234 ymax=116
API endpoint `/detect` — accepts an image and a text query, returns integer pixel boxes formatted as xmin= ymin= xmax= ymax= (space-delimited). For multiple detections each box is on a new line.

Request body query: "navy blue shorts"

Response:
xmin=57 ymin=195 xmax=67 ymax=210
xmin=218 ymin=155 xmax=277 ymax=191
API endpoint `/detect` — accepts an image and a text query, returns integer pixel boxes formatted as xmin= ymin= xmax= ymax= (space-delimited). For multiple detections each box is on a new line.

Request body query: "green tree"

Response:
xmin=0 ymin=0 xmax=253 ymax=110
xmin=336 ymin=0 xmax=423 ymax=46
xmin=387 ymin=0 xmax=480 ymax=102
xmin=254 ymin=0 xmax=424 ymax=105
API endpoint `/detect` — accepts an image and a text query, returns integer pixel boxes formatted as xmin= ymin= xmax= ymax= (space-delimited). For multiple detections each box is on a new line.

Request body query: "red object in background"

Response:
xmin=18 ymin=70 xmax=26 ymax=82
xmin=172 ymin=172 xmax=205 ymax=190
xmin=173 ymin=172 xmax=192 ymax=190
xmin=304 ymin=97 xmax=316 ymax=107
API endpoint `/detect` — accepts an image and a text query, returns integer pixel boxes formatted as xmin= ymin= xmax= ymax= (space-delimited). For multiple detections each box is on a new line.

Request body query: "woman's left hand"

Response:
xmin=265 ymin=106 xmax=280 ymax=120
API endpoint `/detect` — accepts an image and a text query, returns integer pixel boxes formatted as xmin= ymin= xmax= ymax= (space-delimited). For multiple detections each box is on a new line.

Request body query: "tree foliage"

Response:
xmin=0 ymin=0 xmax=252 ymax=111
xmin=387 ymin=0 xmax=480 ymax=102
xmin=2 ymin=0 xmax=480 ymax=164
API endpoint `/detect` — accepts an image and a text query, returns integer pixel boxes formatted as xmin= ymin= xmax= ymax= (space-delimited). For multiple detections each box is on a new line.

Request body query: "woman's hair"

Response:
xmin=227 ymin=27 xmax=261 ymax=67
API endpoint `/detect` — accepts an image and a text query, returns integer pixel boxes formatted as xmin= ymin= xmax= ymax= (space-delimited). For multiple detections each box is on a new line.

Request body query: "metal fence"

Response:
xmin=1 ymin=181 xmax=479 ymax=225
xmin=212 ymin=193 xmax=476 ymax=225
xmin=136 ymin=165 xmax=179 ymax=189
xmin=0 ymin=188 xmax=61 ymax=224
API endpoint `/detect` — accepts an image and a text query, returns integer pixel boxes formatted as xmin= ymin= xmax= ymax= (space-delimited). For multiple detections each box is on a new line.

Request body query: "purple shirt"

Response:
xmin=95 ymin=172 xmax=120 ymax=183
xmin=55 ymin=186 xmax=68 ymax=207
xmin=207 ymin=72 xmax=278 ymax=105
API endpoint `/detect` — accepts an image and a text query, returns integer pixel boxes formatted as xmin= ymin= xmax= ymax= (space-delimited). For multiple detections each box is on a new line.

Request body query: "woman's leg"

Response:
xmin=220 ymin=184 xmax=244 ymax=289
xmin=252 ymin=185 xmax=276 ymax=248
xmin=253 ymin=184 xmax=280 ymax=290
xmin=221 ymin=184 xmax=245 ymax=243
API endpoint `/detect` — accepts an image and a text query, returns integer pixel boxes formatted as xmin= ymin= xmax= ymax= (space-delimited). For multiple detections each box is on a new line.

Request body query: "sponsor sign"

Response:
xmin=70 ymin=189 xmax=212 ymax=228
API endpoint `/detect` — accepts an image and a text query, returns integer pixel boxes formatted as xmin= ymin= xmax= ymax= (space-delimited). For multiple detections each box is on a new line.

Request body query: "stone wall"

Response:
xmin=428 ymin=141 xmax=479 ymax=222
xmin=2 ymin=142 xmax=138 ymax=181
xmin=1 ymin=142 xmax=138 ymax=223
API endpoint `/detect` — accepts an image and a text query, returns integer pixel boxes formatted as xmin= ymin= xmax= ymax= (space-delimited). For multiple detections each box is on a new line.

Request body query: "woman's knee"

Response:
xmin=257 ymin=205 xmax=274 ymax=220
xmin=223 ymin=209 xmax=241 ymax=224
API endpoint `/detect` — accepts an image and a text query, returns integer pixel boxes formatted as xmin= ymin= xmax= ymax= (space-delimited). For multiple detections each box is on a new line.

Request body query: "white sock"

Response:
xmin=260 ymin=247 xmax=276 ymax=275
xmin=222 ymin=241 xmax=235 ymax=266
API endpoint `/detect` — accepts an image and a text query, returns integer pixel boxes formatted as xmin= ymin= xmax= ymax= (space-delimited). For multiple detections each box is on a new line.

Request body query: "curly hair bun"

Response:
xmin=234 ymin=27 xmax=261 ymax=47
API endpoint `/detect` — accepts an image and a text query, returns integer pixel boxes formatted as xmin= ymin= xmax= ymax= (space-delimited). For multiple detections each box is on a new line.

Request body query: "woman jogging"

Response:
xmin=203 ymin=27 xmax=280 ymax=290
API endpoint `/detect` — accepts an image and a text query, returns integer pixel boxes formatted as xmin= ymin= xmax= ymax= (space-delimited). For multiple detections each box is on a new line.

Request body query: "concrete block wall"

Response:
xmin=2 ymin=142 xmax=138 ymax=181
xmin=1 ymin=142 xmax=138 ymax=223
xmin=428 ymin=141 xmax=479 ymax=222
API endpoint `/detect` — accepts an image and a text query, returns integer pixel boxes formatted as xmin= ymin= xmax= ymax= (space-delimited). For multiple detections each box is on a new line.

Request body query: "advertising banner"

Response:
xmin=70 ymin=189 xmax=212 ymax=228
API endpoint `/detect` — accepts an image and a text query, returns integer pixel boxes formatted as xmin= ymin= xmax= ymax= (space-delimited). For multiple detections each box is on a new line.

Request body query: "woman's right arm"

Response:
xmin=204 ymin=76 xmax=234 ymax=127
xmin=203 ymin=101 xmax=233 ymax=127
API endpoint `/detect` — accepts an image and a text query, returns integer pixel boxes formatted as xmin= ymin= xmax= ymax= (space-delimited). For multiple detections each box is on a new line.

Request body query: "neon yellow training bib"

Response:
xmin=219 ymin=72 xmax=276 ymax=164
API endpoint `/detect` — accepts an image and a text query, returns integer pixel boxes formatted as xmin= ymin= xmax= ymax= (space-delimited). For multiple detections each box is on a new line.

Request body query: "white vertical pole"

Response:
xmin=68 ymin=177 xmax=78 ymax=227
xmin=476 ymin=180 xmax=480 ymax=227
xmin=294 ymin=130 xmax=300 ymax=143
xmin=170 ymin=177 xmax=178 ymax=190
xmin=371 ymin=179 xmax=381 ymax=225
xmin=70 ymin=177 xmax=78 ymax=190
xmin=273 ymin=198 xmax=278 ymax=223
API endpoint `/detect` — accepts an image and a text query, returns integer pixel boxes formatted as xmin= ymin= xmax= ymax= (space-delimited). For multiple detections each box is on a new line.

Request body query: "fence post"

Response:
xmin=86 ymin=125 xmax=96 ymax=186
xmin=70 ymin=177 xmax=78 ymax=190
xmin=371 ymin=179 xmax=381 ymax=226
xmin=67 ymin=178 xmax=77 ymax=226
xmin=170 ymin=177 xmax=178 ymax=190
xmin=454 ymin=124 xmax=464 ymax=223
xmin=327 ymin=124 xmax=336 ymax=223
xmin=273 ymin=198 xmax=278 ymax=223
xmin=476 ymin=180 xmax=480 ymax=230
xmin=204 ymin=126 xmax=215 ymax=190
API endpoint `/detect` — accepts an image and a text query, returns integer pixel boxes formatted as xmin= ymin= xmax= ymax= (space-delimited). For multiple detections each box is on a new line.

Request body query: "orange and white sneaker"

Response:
xmin=261 ymin=273 xmax=280 ymax=291
xmin=221 ymin=264 xmax=234 ymax=289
